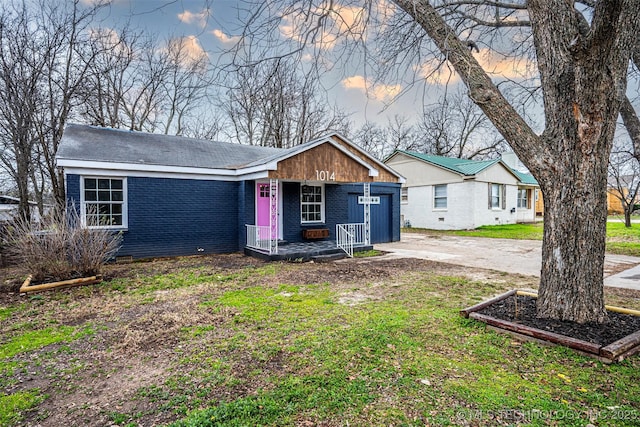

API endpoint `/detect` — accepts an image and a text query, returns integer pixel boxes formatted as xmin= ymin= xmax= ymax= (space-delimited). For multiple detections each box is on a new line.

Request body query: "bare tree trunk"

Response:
xmin=625 ymin=208 xmax=632 ymax=228
xmin=16 ymin=154 xmax=31 ymax=222
xmin=527 ymin=0 xmax=636 ymax=323
xmin=537 ymin=170 xmax=608 ymax=323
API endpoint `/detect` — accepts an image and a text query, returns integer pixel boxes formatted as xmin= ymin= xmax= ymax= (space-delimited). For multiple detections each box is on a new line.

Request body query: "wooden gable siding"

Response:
xmin=329 ymin=135 xmax=399 ymax=183
xmin=268 ymin=142 xmax=373 ymax=182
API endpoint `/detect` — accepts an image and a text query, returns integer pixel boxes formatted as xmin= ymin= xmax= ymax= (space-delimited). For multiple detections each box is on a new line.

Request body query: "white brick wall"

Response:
xmin=390 ymin=152 xmax=539 ymax=230
xmin=402 ymin=181 xmax=522 ymax=229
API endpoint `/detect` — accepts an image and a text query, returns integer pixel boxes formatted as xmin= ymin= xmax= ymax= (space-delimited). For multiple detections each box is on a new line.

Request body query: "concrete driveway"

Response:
xmin=375 ymin=233 xmax=640 ymax=290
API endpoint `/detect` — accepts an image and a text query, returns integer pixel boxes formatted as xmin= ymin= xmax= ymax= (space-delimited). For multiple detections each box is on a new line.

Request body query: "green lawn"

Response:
xmin=0 ymin=255 xmax=639 ymax=426
xmin=404 ymin=221 xmax=640 ymax=257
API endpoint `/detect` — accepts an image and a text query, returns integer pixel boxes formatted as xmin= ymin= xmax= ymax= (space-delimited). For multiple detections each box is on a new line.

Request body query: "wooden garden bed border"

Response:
xmin=461 ymin=290 xmax=640 ymax=363
xmin=20 ymin=274 xmax=103 ymax=294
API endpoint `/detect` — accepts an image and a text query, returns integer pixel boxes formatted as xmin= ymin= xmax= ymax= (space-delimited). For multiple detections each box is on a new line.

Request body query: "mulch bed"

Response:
xmin=479 ymin=294 xmax=640 ymax=347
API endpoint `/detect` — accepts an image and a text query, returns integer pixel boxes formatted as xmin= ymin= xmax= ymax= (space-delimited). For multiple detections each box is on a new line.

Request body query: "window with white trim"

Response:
xmin=490 ymin=183 xmax=503 ymax=209
xmin=300 ymin=184 xmax=324 ymax=223
xmin=433 ymin=184 xmax=447 ymax=209
xmin=401 ymin=187 xmax=408 ymax=203
xmin=517 ymin=188 xmax=529 ymax=209
xmin=82 ymin=177 xmax=127 ymax=228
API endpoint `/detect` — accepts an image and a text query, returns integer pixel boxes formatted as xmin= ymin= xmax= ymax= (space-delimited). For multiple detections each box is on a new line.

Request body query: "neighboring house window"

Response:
xmin=517 ymin=189 xmax=529 ymax=209
xmin=401 ymin=187 xmax=408 ymax=203
xmin=489 ymin=183 xmax=505 ymax=209
xmin=82 ymin=177 xmax=127 ymax=228
xmin=301 ymin=184 xmax=323 ymax=223
xmin=433 ymin=184 xmax=447 ymax=209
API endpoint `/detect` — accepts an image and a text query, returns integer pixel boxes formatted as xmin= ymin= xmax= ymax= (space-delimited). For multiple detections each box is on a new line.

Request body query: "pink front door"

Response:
xmin=256 ymin=183 xmax=277 ymax=239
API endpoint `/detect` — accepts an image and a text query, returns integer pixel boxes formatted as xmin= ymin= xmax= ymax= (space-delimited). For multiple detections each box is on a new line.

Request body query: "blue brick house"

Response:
xmin=57 ymin=125 xmax=404 ymax=260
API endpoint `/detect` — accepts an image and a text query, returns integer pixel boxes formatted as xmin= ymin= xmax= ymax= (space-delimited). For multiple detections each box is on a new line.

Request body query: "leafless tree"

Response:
xmin=352 ymin=121 xmax=388 ymax=159
xmin=385 ymin=115 xmax=420 ymax=154
xmin=0 ymin=0 xmax=229 ymax=221
xmin=234 ymin=0 xmax=640 ymax=323
xmin=608 ymin=139 xmax=640 ymax=227
xmin=418 ymin=89 xmax=506 ymax=159
xmin=221 ymin=56 xmax=350 ymax=147
xmin=179 ymin=110 xmax=225 ymax=140
xmin=160 ymin=37 xmax=213 ymax=136
xmin=352 ymin=116 xmax=419 ymax=160
xmin=0 ymin=0 xmax=107 ymax=217
xmin=81 ymin=26 xmax=142 ymax=129
xmin=0 ymin=1 xmax=50 ymax=221
xmin=34 ymin=0 xmax=108 ymax=209
xmin=82 ymin=29 xmax=214 ymax=136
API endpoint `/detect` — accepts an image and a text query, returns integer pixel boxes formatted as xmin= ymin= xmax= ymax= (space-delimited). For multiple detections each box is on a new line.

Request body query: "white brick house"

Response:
xmin=384 ymin=151 xmax=539 ymax=230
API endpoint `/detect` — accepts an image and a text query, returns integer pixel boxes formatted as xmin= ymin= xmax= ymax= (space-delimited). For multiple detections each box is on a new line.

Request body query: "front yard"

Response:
xmin=1 ymin=254 xmax=640 ymax=426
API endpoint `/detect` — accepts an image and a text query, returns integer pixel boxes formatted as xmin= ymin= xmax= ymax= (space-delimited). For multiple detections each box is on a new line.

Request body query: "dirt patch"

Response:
xmin=478 ymin=294 xmax=640 ymax=346
xmin=104 ymin=253 xmax=265 ymax=280
xmin=337 ymin=291 xmax=381 ymax=306
xmin=40 ymin=357 xmax=171 ymax=427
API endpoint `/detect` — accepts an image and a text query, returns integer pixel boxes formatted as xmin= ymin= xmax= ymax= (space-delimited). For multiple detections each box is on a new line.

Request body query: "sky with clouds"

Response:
xmin=91 ymin=0 xmax=534 ymax=128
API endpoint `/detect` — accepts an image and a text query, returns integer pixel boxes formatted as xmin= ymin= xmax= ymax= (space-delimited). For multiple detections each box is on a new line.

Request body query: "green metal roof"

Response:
xmin=394 ymin=150 xmax=538 ymax=185
xmin=510 ymin=169 xmax=538 ymax=186
xmin=396 ymin=151 xmax=499 ymax=176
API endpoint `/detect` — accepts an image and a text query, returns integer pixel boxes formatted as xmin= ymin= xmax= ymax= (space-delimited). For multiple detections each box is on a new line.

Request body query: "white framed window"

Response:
xmin=433 ymin=184 xmax=447 ymax=209
xmin=489 ymin=183 xmax=504 ymax=209
xmin=81 ymin=177 xmax=127 ymax=228
xmin=300 ymin=184 xmax=324 ymax=223
xmin=517 ymin=189 xmax=529 ymax=209
xmin=401 ymin=187 xmax=408 ymax=204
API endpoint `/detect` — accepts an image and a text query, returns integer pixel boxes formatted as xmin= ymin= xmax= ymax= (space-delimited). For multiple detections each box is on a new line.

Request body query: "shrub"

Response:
xmin=4 ymin=206 xmax=122 ymax=282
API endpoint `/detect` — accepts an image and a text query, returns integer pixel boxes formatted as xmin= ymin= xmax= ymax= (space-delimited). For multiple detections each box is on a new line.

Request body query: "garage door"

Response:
xmin=348 ymin=194 xmax=392 ymax=244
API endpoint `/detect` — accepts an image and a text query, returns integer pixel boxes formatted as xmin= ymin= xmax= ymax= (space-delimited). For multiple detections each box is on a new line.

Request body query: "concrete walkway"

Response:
xmin=606 ymin=265 xmax=640 ymax=290
xmin=375 ymin=233 xmax=640 ymax=290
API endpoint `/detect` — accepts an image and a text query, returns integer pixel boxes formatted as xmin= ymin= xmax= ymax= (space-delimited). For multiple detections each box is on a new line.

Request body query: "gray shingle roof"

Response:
xmin=57 ymin=124 xmax=283 ymax=170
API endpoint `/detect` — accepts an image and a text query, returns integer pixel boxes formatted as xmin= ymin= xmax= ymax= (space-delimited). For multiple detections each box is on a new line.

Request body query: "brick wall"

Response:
xmin=282 ymin=181 xmax=302 ymax=242
xmin=66 ymin=175 xmax=401 ymax=257
xmin=67 ymin=174 xmax=241 ymax=258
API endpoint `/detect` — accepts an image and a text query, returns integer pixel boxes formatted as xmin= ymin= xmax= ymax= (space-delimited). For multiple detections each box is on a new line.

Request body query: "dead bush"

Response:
xmin=4 ymin=206 xmax=122 ymax=282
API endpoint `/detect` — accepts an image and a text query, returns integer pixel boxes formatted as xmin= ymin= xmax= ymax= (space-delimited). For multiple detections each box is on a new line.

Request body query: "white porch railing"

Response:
xmin=246 ymin=224 xmax=276 ymax=254
xmin=336 ymin=223 xmax=365 ymax=257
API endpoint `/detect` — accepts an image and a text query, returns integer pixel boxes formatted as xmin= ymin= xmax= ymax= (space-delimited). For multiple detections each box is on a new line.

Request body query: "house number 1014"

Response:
xmin=316 ymin=170 xmax=336 ymax=181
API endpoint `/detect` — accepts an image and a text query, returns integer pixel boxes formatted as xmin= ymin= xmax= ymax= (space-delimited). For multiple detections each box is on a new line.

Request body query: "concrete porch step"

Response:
xmin=311 ymin=252 xmax=348 ymax=262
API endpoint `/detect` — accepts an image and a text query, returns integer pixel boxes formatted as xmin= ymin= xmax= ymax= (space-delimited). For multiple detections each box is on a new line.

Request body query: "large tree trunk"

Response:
xmin=527 ymin=0 xmax=633 ymax=322
xmin=537 ymin=170 xmax=608 ymax=324
xmin=391 ymin=0 xmax=639 ymax=323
